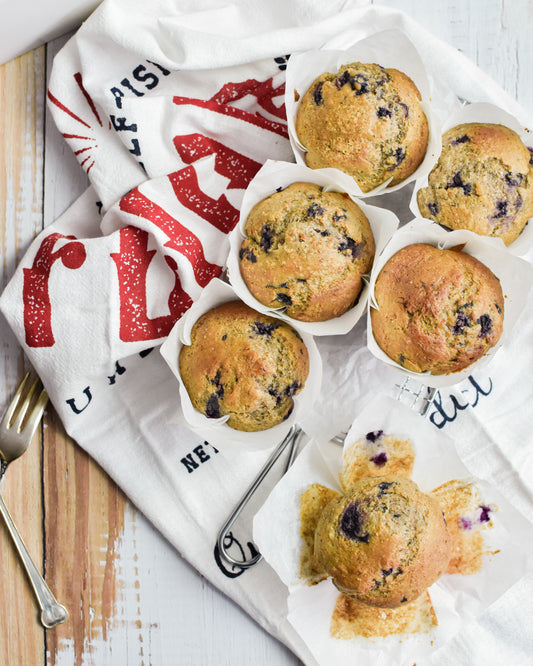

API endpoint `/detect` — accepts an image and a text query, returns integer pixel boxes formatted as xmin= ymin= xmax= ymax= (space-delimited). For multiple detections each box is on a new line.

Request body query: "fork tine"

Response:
xmin=0 ymin=372 xmax=31 ymax=429
xmin=17 ymin=388 xmax=48 ymax=441
xmin=10 ymin=376 xmax=44 ymax=434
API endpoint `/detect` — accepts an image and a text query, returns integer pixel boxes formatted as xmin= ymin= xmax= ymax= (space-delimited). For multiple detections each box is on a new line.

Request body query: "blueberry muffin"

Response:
xmin=370 ymin=243 xmax=504 ymax=375
xmin=417 ymin=122 xmax=533 ymax=246
xmin=238 ymin=182 xmax=375 ymax=321
xmin=179 ymin=301 xmax=309 ymax=431
xmin=295 ymin=62 xmax=429 ymax=192
xmin=313 ymin=475 xmax=451 ymax=608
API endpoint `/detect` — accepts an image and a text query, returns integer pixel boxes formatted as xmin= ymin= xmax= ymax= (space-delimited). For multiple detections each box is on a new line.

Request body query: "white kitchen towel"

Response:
xmin=2 ymin=1 xmax=533 ymax=664
xmin=44 ymin=0 xmax=532 ymax=212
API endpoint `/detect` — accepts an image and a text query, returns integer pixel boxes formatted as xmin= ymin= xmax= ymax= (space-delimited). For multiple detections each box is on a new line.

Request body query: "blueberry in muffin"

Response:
xmin=179 ymin=301 xmax=309 ymax=431
xmin=295 ymin=62 xmax=429 ymax=192
xmin=313 ymin=475 xmax=451 ymax=608
xmin=417 ymin=122 xmax=533 ymax=245
xmin=239 ymin=182 xmax=375 ymax=321
xmin=370 ymin=243 xmax=504 ymax=375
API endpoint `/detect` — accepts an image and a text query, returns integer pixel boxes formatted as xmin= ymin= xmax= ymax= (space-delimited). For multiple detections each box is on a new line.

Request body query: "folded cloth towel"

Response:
xmin=2 ymin=1 xmax=533 ymax=663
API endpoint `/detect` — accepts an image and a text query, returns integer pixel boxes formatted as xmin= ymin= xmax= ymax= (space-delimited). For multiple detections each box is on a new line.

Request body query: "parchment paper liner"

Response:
xmin=366 ymin=218 xmax=533 ymax=389
xmin=160 ymin=278 xmax=322 ymax=451
xmin=285 ymin=29 xmax=442 ymax=198
xmin=253 ymin=394 xmax=533 ymax=666
xmin=409 ymin=101 xmax=533 ymax=256
xmin=226 ymin=160 xmax=399 ymax=336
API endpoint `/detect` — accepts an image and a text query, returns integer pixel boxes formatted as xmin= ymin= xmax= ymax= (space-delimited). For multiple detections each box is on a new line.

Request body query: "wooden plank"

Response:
xmin=0 ymin=47 xmax=47 ymax=666
xmin=43 ymin=408 xmax=130 ymax=666
xmin=0 ymin=48 xmax=45 ymax=387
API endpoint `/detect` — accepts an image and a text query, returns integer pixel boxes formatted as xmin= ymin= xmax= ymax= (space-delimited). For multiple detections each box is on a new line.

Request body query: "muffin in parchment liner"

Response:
xmin=226 ymin=160 xmax=398 ymax=336
xmin=410 ymin=102 xmax=533 ymax=256
xmin=253 ymin=394 xmax=533 ymax=666
xmin=312 ymin=474 xmax=452 ymax=608
xmin=160 ymin=278 xmax=322 ymax=451
xmin=284 ymin=29 xmax=442 ymax=197
xmin=366 ymin=218 xmax=533 ymax=388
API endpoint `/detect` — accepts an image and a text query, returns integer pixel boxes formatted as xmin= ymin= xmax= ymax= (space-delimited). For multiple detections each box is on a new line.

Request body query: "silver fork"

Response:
xmin=0 ymin=372 xmax=69 ymax=628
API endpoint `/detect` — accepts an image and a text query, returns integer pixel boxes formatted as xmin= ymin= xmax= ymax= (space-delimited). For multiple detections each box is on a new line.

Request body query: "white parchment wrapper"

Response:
xmin=366 ymin=218 xmax=533 ymax=388
xmin=285 ymin=29 xmax=442 ymax=198
xmin=253 ymin=394 xmax=533 ymax=666
xmin=410 ymin=102 xmax=533 ymax=256
xmin=226 ymin=159 xmax=399 ymax=336
xmin=160 ymin=278 xmax=322 ymax=451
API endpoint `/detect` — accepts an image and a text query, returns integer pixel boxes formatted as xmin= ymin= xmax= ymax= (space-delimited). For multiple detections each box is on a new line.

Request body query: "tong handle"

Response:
xmin=217 ymin=425 xmax=303 ymax=569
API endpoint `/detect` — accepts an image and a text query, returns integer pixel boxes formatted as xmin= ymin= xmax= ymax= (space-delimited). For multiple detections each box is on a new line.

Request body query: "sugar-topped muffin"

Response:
xmin=295 ymin=62 xmax=429 ymax=192
xmin=417 ymin=122 xmax=533 ymax=246
xmin=179 ymin=301 xmax=309 ymax=431
xmin=313 ymin=475 xmax=451 ymax=608
xmin=238 ymin=182 xmax=375 ymax=321
xmin=370 ymin=243 xmax=504 ymax=375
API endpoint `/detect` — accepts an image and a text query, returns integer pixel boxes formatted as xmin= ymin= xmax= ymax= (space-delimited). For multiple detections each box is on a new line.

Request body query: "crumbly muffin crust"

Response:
xmin=295 ymin=62 xmax=429 ymax=192
xmin=330 ymin=589 xmax=438 ymax=639
xmin=431 ymin=478 xmax=495 ymax=575
xmin=179 ymin=301 xmax=309 ymax=431
xmin=239 ymin=182 xmax=375 ymax=321
xmin=370 ymin=243 xmax=504 ymax=375
xmin=340 ymin=430 xmax=415 ymax=490
xmin=417 ymin=122 xmax=533 ymax=245
xmin=313 ymin=475 xmax=451 ymax=608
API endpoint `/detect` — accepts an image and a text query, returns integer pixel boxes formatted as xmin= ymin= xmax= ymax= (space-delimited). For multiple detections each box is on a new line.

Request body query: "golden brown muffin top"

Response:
xmin=239 ymin=182 xmax=375 ymax=321
xmin=313 ymin=475 xmax=451 ymax=608
xmin=179 ymin=300 xmax=309 ymax=431
xmin=370 ymin=243 xmax=504 ymax=374
xmin=417 ymin=122 xmax=533 ymax=245
xmin=295 ymin=62 xmax=429 ymax=192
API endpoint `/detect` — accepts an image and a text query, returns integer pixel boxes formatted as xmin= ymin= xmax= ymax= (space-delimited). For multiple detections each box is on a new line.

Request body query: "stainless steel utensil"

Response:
xmin=0 ymin=372 xmax=68 ymax=628
xmin=216 ymin=425 xmax=303 ymax=569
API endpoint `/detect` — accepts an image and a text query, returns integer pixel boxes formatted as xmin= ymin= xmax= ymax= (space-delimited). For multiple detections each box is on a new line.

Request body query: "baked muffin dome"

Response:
xmin=178 ymin=301 xmax=309 ymax=431
xmin=295 ymin=62 xmax=429 ymax=193
xmin=417 ymin=122 xmax=533 ymax=246
xmin=238 ymin=182 xmax=375 ymax=322
xmin=313 ymin=475 xmax=451 ymax=608
xmin=370 ymin=243 xmax=504 ymax=375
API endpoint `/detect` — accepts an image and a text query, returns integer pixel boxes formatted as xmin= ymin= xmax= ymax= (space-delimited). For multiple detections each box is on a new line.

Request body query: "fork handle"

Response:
xmin=0 ymin=492 xmax=68 ymax=628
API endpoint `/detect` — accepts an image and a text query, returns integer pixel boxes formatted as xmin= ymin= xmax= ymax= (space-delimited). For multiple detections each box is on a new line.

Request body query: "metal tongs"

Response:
xmin=216 ymin=377 xmax=437 ymax=569
xmin=216 ymin=424 xmax=304 ymax=569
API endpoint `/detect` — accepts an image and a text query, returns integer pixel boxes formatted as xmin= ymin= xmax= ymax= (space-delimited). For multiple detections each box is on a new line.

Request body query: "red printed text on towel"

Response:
xmin=21 ymin=135 xmax=263 ymax=346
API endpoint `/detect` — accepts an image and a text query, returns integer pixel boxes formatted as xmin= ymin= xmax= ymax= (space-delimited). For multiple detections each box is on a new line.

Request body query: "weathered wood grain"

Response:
xmin=0 ymin=47 xmax=47 ymax=666
xmin=375 ymin=0 xmax=533 ymax=111
xmin=42 ymin=408 xmax=129 ymax=666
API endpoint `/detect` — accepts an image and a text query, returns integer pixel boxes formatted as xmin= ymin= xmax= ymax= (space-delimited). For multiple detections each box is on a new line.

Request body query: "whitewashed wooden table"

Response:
xmin=1 ymin=1 xmax=532 ymax=664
